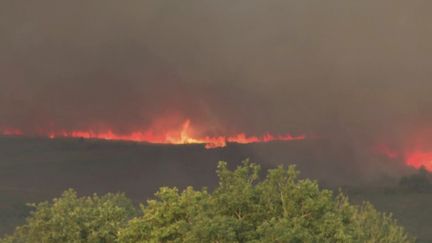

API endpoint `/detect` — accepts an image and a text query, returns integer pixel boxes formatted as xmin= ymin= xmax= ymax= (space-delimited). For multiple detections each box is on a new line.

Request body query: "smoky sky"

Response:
xmin=1 ymin=0 xmax=432 ymax=145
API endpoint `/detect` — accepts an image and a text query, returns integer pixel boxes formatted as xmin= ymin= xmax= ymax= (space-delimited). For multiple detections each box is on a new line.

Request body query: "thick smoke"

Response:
xmin=1 ymin=0 xmax=432 ymax=155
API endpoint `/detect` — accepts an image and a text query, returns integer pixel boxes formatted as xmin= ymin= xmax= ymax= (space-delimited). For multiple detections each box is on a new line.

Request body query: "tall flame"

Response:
xmin=1 ymin=119 xmax=306 ymax=149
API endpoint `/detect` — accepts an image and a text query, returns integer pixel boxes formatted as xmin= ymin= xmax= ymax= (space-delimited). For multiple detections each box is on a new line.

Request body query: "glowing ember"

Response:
xmin=1 ymin=120 xmax=306 ymax=149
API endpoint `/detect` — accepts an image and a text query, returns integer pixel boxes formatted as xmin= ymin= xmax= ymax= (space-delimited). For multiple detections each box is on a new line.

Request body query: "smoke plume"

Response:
xmin=2 ymin=0 xmax=432 ymax=169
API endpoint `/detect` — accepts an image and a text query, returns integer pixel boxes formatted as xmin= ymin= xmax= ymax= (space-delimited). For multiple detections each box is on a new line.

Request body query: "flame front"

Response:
xmin=1 ymin=119 xmax=306 ymax=149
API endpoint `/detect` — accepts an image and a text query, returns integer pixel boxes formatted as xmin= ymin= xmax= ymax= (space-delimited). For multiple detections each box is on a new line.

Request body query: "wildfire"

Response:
xmin=1 ymin=119 xmax=306 ymax=149
xmin=405 ymin=150 xmax=432 ymax=171
xmin=374 ymin=139 xmax=432 ymax=172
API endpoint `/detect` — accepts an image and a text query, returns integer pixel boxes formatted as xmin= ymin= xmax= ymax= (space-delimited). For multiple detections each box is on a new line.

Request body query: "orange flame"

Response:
xmin=374 ymin=139 xmax=432 ymax=172
xmin=1 ymin=119 xmax=306 ymax=149
xmin=405 ymin=150 xmax=432 ymax=171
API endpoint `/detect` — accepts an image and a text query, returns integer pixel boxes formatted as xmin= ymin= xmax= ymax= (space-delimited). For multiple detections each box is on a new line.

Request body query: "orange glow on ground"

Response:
xmin=1 ymin=120 xmax=306 ymax=149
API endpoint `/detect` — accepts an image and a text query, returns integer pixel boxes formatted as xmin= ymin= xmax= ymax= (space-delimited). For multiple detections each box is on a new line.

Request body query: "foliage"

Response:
xmin=119 ymin=160 xmax=412 ymax=243
xmin=2 ymin=160 xmax=413 ymax=243
xmin=1 ymin=190 xmax=135 ymax=243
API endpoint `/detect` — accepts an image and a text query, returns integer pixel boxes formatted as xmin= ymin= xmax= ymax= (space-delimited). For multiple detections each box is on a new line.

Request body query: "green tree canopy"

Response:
xmin=1 ymin=190 xmax=136 ymax=243
xmin=2 ymin=160 xmax=413 ymax=243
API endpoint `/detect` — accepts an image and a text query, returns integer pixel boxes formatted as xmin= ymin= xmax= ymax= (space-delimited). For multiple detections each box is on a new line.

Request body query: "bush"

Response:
xmin=2 ymin=160 xmax=413 ymax=243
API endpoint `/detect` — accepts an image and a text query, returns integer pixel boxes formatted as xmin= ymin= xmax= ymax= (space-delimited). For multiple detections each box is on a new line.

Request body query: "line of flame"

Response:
xmin=1 ymin=120 xmax=306 ymax=149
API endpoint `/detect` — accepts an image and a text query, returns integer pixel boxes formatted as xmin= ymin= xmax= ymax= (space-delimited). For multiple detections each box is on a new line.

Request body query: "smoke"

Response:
xmin=1 ymin=0 xmax=432 ymax=159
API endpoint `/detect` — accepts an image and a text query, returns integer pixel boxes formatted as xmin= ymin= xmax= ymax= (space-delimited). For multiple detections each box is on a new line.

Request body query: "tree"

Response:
xmin=2 ymin=160 xmax=413 ymax=242
xmin=1 ymin=189 xmax=136 ymax=243
xmin=118 ymin=160 xmax=413 ymax=243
